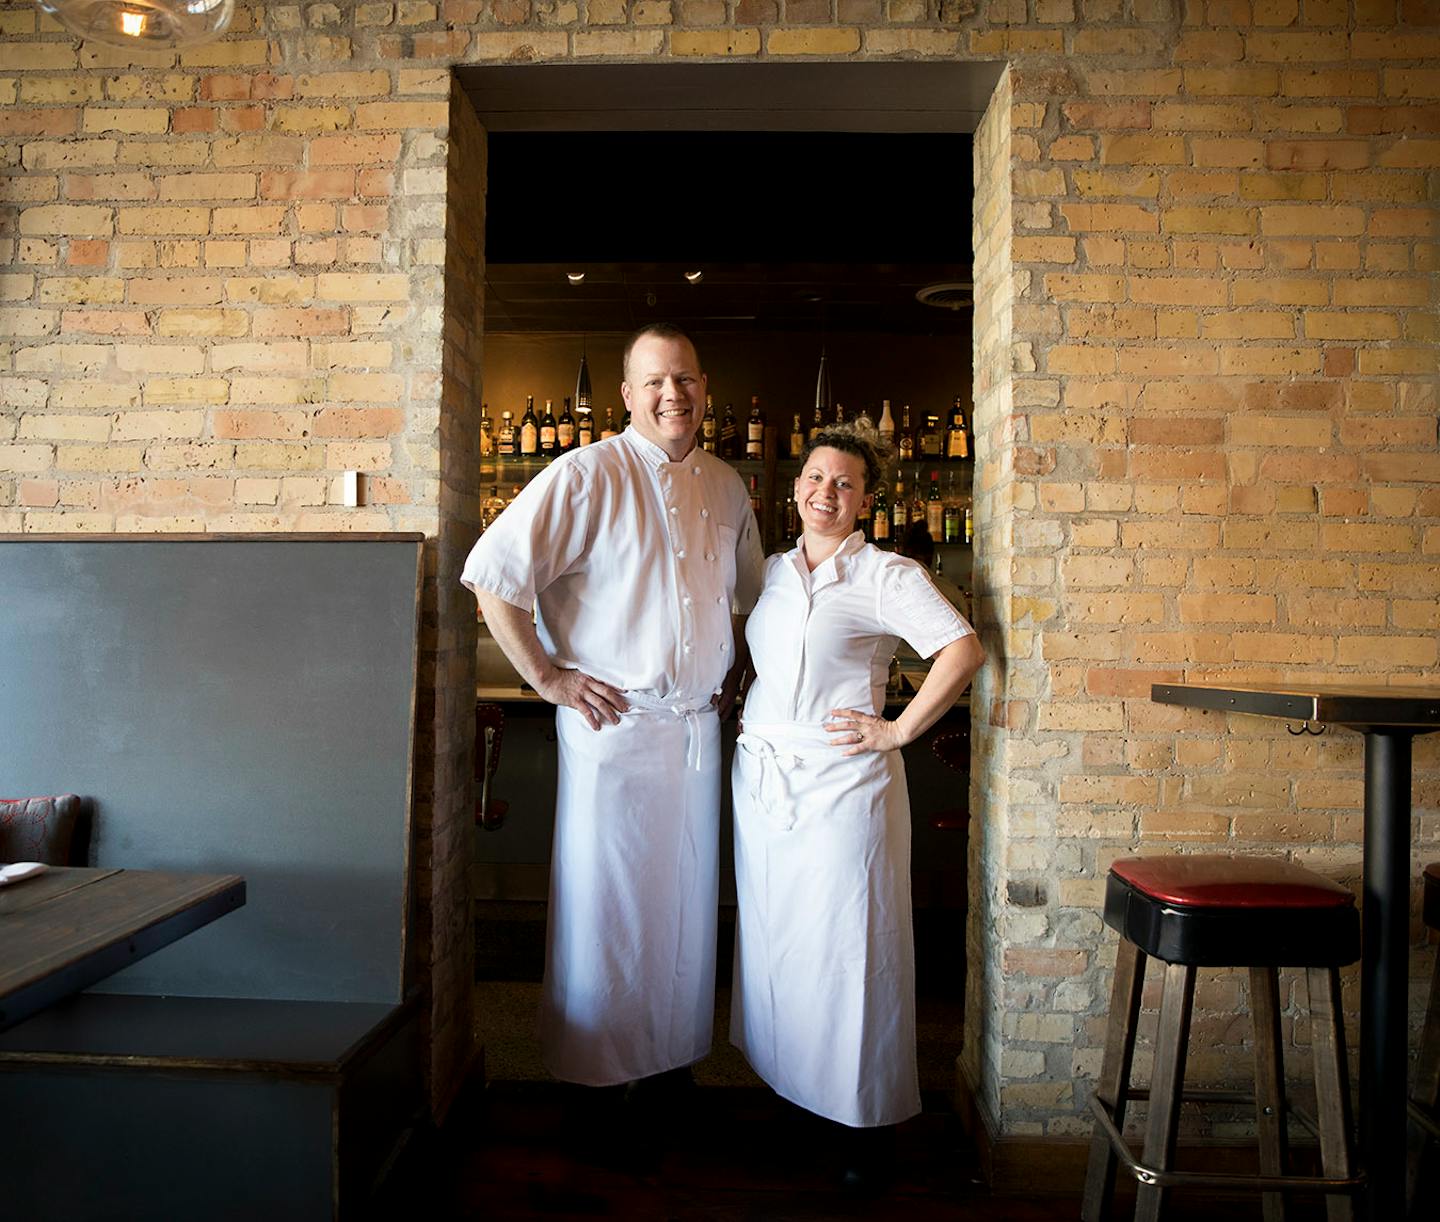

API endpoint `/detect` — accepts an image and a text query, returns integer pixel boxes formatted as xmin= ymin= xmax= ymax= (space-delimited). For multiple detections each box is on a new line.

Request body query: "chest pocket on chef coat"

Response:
xmin=716 ymin=524 xmax=738 ymax=600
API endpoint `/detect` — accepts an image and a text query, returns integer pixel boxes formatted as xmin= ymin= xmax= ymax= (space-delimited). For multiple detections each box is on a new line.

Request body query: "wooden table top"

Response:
xmin=0 ymin=866 xmax=246 ymax=1031
xmin=1152 ymin=681 xmax=1440 ymax=729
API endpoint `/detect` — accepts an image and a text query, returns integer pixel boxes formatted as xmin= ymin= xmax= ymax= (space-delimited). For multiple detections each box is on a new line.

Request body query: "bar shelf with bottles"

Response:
xmin=476 ymin=351 xmax=976 ymax=588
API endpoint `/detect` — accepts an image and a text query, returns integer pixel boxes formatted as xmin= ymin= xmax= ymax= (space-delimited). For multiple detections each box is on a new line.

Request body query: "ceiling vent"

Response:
xmin=915 ymin=282 xmax=974 ymax=311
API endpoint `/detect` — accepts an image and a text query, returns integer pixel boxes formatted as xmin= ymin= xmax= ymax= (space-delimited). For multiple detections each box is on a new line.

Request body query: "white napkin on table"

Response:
xmin=0 ymin=861 xmax=49 ymax=886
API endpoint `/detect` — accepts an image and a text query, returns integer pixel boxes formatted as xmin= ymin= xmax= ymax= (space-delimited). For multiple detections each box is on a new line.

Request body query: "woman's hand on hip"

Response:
xmin=824 ymin=707 xmax=904 ymax=755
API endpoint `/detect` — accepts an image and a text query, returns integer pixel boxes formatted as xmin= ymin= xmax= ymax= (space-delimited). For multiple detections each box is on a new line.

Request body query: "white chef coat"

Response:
xmin=730 ymin=531 xmax=973 ymax=1126
xmin=462 ymin=428 xmax=763 ymax=1086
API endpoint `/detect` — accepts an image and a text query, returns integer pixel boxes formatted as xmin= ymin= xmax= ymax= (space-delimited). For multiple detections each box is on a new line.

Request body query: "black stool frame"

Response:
xmin=1082 ymin=937 xmax=1364 ymax=1222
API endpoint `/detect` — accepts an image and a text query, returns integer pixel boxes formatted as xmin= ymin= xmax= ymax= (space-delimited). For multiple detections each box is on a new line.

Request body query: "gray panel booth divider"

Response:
xmin=0 ymin=534 xmax=426 ymax=1221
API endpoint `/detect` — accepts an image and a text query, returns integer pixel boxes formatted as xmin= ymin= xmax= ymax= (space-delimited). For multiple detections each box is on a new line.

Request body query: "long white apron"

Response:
xmin=729 ymin=722 xmax=920 ymax=1128
xmin=540 ymin=699 xmax=721 ymax=1086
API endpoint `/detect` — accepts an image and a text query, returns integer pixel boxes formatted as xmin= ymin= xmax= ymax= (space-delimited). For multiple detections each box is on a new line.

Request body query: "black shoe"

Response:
xmin=837 ymin=1123 xmax=895 ymax=1197
xmin=610 ymin=1066 xmax=696 ymax=1174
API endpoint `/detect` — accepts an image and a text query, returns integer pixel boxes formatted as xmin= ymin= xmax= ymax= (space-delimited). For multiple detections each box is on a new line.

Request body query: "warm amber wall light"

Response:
xmin=119 ymin=8 xmax=145 ymax=34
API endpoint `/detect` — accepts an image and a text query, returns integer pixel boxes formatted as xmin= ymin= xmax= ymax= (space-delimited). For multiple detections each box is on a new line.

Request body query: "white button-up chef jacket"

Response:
xmin=462 ymin=428 xmax=764 ymax=700
xmin=742 ymin=530 xmax=973 ymax=726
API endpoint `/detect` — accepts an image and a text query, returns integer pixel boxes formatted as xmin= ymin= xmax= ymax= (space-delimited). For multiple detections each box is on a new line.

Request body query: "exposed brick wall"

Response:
xmin=2 ymin=0 xmax=1436 ymax=1140
xmin=967 ymin=63 xmax=1015 ymax=1130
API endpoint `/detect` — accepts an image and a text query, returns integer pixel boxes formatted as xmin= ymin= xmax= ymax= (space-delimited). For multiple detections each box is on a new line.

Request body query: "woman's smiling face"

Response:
xmin=794 ymin=446 xmax=871 ymax=539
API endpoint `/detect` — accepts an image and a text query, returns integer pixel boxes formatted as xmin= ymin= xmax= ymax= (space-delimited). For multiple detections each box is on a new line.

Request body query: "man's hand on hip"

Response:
xmin=537 ymin=667 xmax=629 ymax=730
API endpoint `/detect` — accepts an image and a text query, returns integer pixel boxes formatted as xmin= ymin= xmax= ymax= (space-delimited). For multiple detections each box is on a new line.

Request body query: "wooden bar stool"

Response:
xmin=1409 ymin=862 xmax=1440 ymax=1212
xmin=1082 ymin=855 xmax=1363 ymax=1222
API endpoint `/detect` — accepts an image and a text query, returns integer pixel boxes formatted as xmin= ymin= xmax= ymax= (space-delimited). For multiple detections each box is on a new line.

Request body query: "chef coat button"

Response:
xmin=705 ymin=552 xmax=714 ymax=562
xmin=716 ymin=595 xmax=725 ymax=604
xmin=683 ymin=642 xmax=693 ymax=653
xmin=677 ymin=549 xmax=686 ymax=559
xmin=668 ymin=504 xmax=678 ymax=515
xmin=700 ymin=508 xmax=710 ymax=519
xmin=683 ymin=595 xmax=692 ymax=607
xmin=692 ymin=466 xmax=701 ymax=475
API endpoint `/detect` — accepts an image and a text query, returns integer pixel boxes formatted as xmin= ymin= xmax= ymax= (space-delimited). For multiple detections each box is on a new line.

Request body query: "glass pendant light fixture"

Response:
xmin=35 ymin=0 xmax=234 ymax=49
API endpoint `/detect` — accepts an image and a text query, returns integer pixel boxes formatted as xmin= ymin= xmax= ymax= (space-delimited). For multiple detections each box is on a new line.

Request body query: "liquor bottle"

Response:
xmin=576 ymin=404 xmax=594 ymax=448
xmin=834 ymin=402 xmax=847 ymax=427
xmin=745 ymin=394 xmax=765 ymax=460
xmin=946 ymin=396 xmax=970 ymax=460
xmin=557 ymin=397 xmax=575 ymax=452
xmin=784 ymin=492 xmax=798 ymax=539
xmin=748 ymin=474 xmax=762 ymax=518
xmin=720 ymin=401 xmax=738 ymax=459
xmin=919 ymin=412 xmax=942 ymax=459
xmin=891 ymin=477 xmax=908 ymax=537
xmin=498 ymin=410 xmax=515 ymax=456
xmin=789 ymin=413 xmax=805 ymax=459
xmin=539 ymin=398 xmax=558 ymax=459
xmin=598 ymin=405 xmax=618 ymax=441
xmin=872 ymin=480 xmax=891 ymax=545
xmin=926 ymin=470 xmax=943 ymax=541
xmin=857 ymin=488 xmax=872 ymax=539
xmin=809 ymin=399 xmax=826 ymax=443
xmin=964 ymin=504 xmax=974 ymax=545
xmin=943 ymin=471 xmax=961 ymax=543
xmin=701 ymin=395 xmax=717 ymax=453
xmin=878 ymin=399 xmax=895 ymax=448
xmin=479 ymin=404 xmax=493 ymax=457
xmin=898 ymin=405 xmax=914 ymax=462
xmin=854 ymin=402 xmax=874 ymax=434
xmin=481 ymin=485 xmax=506 ymax=532
xmin=909 ymin=468 xmax=925 ymax=532
xmin=519 ymin=396 xmax=539 ymax=457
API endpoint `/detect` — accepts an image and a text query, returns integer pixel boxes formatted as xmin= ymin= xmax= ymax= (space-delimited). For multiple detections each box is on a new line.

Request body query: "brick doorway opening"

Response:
xmin=446 ymin=58 xmax=1008 ymax=1093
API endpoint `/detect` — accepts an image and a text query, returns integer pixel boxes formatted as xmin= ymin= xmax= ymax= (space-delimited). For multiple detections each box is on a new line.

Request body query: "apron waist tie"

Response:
xmin=735 ymin=731 xmax=809 ymax=830
xmin=623 ymin=692 xmax=714 ymax=772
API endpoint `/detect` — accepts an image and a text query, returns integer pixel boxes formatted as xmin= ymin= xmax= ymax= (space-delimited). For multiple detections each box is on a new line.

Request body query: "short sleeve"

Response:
xmin=876 ymin=556 xmax=974 ymax=660
xmin=460 ymin=457 xmax=592 ymax=609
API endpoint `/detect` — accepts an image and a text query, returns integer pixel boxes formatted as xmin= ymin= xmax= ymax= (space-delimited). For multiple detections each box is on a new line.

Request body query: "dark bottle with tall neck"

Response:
xmin=701 ymin=394 xmax=717 ymax=453
xmin=720 ymin=401 xmax=738 ymax=459
xmin=539 ymin=399 xmax=558 ymax=459
xmin=518 ymin=395 xmax=539 ymax=457
xmin=745 ymin=394 xmax=764 ymax=460
xmin=557 ymin=397 xmax=575 ymax=452
xmin=946 ymin=396 xmax=970 ymax=460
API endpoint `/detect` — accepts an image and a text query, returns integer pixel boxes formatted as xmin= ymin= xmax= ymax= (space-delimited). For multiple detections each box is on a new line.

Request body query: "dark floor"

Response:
xmin=372 ymin=1074 xmax=1353 ymax=1222
xmin=370 ymin=918 xmax=1363 ymax=1220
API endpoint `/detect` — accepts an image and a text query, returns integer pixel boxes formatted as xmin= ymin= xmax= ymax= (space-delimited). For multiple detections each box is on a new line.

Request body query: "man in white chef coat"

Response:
xmin=462 ymin=323 xmax=764 ymax=1101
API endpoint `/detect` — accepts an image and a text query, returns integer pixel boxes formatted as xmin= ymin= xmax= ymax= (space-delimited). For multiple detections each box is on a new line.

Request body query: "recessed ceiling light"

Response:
xmin=683 ymin=270 xmax=703 ymax=284
xmin=566 ymin=271 xmax=585 ymax=285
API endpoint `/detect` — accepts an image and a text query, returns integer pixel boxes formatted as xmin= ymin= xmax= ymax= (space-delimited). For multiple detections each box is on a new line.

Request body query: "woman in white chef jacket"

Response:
xmin=730 ymin=425 xmax=985 ymax=1186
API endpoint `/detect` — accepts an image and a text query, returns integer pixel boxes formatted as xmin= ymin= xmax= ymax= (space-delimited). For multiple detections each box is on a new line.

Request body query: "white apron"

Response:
xmin=540 ymin=696 xmax=720 ymax=1086
xmin=729 ymin=721 xmax=920 ymax=1128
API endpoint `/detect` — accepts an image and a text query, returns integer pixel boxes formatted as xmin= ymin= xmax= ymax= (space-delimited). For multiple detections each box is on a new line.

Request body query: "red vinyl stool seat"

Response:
xmin=1106 ymin=855 xmax=1359 ymax=968
xmin=1084 ymin=855 xmax=1361 ymax=1222
xmin=1409 ymin=863 xmax=1440 ymax=1209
